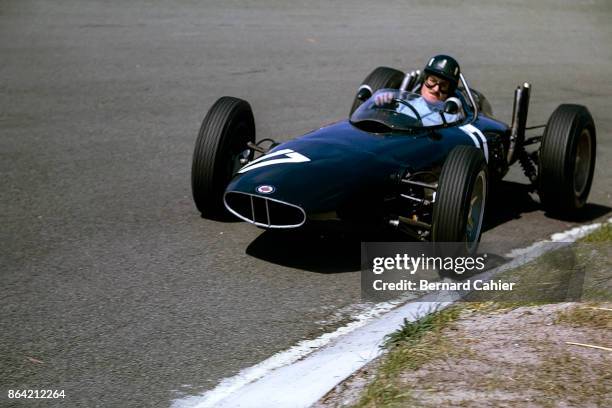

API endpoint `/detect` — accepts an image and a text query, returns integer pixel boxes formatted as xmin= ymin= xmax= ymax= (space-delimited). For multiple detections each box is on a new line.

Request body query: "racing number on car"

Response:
xmin=459 ymin=124 xmax=489 ymax=163
xmin=238 ymin=148 xmax=311 ymax=173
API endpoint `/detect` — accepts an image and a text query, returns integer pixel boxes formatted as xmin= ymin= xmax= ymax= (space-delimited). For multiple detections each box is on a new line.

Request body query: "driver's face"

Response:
xmin=421 ymin=75 xmax=450 ymax=104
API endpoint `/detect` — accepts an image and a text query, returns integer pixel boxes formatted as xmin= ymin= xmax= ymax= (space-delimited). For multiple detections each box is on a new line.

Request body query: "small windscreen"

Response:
xmin=350 ymin=89 xmax=462 ymax=132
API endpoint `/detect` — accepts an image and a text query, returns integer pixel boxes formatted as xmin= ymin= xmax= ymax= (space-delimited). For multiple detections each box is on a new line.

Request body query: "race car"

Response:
xmin=191 ymin=66 xmax=596 ymax=254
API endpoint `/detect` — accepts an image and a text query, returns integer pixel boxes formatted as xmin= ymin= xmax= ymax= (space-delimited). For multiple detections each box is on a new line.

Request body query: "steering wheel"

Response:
xmin=392 ymin=98 xmax=422 ymax=123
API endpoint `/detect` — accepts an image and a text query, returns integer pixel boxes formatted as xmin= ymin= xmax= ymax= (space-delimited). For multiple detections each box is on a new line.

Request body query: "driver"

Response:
xmin=374 ymin=55 xmax=462 ymax=125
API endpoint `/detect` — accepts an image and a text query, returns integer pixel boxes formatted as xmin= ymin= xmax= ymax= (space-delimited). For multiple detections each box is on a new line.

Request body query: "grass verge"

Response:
xmin=578 ymin=222 xmax=612 ymax=242
xmin=354 ymin=305 xmax=465 ymax=407
xmin=555 ymin=304 xmax=612 ymax=329
xmin=351 ymin=222 xmax=611 ymax=408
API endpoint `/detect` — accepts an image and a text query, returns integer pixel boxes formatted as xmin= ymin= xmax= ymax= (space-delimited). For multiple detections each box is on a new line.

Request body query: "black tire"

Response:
xmin=349 ymin=66 xmax=405 ymax=115
xmin=538 ymin=104 xmax=596 ymax=216
xmin=192 ymin=96 xmax=255 ymax=218
xmin=432 ymin=146 xmax=488 ymax=256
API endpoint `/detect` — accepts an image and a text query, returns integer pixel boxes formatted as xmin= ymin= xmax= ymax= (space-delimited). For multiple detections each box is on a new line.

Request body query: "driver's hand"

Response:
xmin=374 ymin=92 xmax=394 ymax=106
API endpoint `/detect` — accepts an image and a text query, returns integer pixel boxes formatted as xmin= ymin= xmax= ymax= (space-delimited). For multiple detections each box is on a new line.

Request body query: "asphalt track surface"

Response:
xmin=1 ymin=1 xmax=611 ymax=407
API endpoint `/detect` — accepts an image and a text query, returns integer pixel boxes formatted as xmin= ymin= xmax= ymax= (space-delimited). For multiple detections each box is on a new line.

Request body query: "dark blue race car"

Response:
xmin=191 ymin=66 xmax=596 ymax=254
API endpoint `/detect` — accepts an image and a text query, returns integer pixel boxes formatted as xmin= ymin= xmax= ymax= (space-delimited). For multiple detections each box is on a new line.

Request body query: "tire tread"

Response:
xmin=192 ymin=97 xmax=255 ymax=217
xmin=432 ymin=146 xmax=487 ymax=246
xmin=539 ymin=104 xmax=596 ymax=215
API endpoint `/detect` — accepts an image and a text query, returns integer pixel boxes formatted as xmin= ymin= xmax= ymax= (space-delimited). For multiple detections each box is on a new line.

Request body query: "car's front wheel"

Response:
xmin=191 ymin=96 xmax=255 ymax=218
xmin=432 ymin=146 xmax=488 ymax=256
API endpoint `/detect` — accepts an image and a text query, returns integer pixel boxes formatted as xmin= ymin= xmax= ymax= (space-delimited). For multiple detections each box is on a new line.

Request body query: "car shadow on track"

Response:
xmin=246 ymin=228 xmax=412 ymax=273
xmin=483 ymin=180 xmax=610 ymax=231
xmin=246 ymin=230 xmax=363 ymax=273
xmin=482 ymin=180 xmax=541 ymax=232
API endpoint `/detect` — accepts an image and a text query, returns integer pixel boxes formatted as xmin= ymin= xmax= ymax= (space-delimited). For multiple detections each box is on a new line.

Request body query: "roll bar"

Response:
xmin=459 ymin=73 xmax=479 ymax=124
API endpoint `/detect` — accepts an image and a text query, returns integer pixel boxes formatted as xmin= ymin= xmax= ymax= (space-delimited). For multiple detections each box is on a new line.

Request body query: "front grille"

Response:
xmin=224 ymin=192 xmax=306 ymax=228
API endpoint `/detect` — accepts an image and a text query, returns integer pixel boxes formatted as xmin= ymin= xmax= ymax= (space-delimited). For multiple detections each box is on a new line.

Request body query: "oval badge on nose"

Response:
xmin=256 ymin=185 xmax=275 ymax=194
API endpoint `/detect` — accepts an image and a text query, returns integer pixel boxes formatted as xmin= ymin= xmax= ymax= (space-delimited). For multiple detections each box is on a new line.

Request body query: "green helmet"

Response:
xmin=423 ymin=55 xmax=461 ymax=92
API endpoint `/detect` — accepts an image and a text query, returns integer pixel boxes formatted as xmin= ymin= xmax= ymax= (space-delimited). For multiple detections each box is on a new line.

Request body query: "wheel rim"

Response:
xmin=465 ymin=170 xmax=486 ymax=253
xmin=573 ymin=128 xmax=592 ymax=197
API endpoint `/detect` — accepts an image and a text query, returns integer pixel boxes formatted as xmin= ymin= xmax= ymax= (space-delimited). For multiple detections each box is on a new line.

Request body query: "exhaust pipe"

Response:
xmin=507 ymin=82 xmax=531 ymax=164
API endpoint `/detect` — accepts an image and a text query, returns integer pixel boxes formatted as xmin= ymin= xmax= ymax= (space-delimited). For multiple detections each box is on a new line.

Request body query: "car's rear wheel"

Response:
xmin=432 ymin=146 xmax=488 ymax=256
xmin=538 ymin=104 xmax=596 ymax=217
xmin=349 ymin=67 xmax=405 ymax=115
xmin=192 ymin=96 xmax=255 ymax=218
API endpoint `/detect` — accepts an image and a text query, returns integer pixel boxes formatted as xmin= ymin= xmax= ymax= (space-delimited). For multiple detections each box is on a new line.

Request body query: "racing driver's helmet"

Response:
xmin=423 ymin=55 xmax=461 ymax=94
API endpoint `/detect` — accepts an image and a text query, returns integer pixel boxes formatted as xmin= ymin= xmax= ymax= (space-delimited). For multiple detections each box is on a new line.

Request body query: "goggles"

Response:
xmin=423 ymin=76 xmax=451 ymax=94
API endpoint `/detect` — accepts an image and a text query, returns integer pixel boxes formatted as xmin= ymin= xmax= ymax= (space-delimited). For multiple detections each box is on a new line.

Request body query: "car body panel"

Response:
xmin=225 ymin=105 xmax=510 ymax=226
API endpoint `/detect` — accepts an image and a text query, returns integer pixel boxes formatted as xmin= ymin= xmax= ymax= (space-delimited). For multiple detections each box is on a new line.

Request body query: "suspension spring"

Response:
xmin=517 ymin=148 xmax=537 ymax=184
